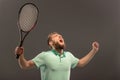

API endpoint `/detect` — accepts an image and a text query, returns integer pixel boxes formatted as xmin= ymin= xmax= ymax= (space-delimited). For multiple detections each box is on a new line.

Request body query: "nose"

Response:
xmin=59 ymin=35 xmax=62 ymax=39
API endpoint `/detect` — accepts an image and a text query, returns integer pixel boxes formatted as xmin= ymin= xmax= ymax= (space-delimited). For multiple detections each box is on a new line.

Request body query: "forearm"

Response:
xmin=18 ymin=54 xmax=34 ymax=69
xmin=77 ymin=41 xmax=99 ymax=68
xmin=18 ymin=54 xmax=29 ymax=69
xmin=78 ymin=48 xmax=97 ymax=67
xmin=15 ymin=47 xmax=35 ymax=69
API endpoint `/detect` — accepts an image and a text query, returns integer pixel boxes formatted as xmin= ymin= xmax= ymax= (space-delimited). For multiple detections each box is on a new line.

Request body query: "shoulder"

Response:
xmin=64 ymin=51 xmax=73 ymax=56
xmin=64 ymin=51 xmax=77 ymax=58
xmin=36 ymin=50 xmax=52 ymax=57
xmin=64 ymin=51 xmax=71 ymax=54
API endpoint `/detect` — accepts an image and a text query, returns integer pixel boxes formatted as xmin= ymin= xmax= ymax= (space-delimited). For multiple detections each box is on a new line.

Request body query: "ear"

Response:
xmin=49 ymin=41 xmax=53 ymax=47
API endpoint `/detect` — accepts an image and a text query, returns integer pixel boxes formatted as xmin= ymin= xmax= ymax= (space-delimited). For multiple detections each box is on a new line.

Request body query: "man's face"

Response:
xmin=50 ymin=33 xmax=66 ymax=49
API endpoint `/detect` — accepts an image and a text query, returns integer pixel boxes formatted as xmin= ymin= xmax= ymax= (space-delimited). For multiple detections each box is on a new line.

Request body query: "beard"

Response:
xmin=53 ymin=42 xmax=65 ymax=50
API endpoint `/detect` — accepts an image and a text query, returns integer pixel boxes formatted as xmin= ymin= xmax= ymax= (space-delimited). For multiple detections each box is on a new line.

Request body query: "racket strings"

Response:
xmin=19 ymin=4 xmax=38 ymax=32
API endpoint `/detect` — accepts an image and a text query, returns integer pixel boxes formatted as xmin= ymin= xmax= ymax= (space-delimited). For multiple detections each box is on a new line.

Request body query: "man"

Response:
xmin=15 ymin=32 xmax=99 ymax=80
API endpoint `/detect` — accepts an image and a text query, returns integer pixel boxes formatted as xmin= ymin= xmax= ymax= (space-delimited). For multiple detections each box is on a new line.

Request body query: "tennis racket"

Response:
xmin=16 ymin=3 xmax=39 ymax=59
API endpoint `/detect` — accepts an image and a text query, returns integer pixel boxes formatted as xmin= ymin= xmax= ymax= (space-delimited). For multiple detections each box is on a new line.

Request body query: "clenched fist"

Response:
xmin=15 ymin=47 xmax=24 ymax=57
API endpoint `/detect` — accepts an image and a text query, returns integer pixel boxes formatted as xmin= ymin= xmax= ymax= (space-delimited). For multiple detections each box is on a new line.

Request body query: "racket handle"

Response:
xmin=94 ymin=43 xmax=97 ymax=48
xmin=16 ymin=46 xmax=23 ymax=59
xmin=16 ymin=54 xmax=20 ymax=59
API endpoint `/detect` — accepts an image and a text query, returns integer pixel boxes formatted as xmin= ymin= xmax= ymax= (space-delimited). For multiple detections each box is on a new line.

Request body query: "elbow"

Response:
xmin=78 ymin=64 xmax=85 ymax=68
xmin=20 ymin=65 xmax=28 ymax=70
xmin=77 ymin=60 xmax=86 ymax=68
xmin=19 ymin=63 xmax=30 ymax=70
xmin=18 ymin=60 xmax=34 ymax=70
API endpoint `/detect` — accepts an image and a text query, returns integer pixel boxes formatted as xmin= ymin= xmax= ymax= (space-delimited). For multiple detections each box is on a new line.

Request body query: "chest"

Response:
xmin=44 ymin=54 xmax=71 ymax=71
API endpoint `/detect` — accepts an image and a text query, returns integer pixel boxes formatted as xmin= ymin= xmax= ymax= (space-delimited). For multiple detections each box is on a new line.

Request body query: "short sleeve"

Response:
xmin=69 ymin=52 xmax=79 ymax=69
xmin=32 ymin=52 xmax=46 ymax=69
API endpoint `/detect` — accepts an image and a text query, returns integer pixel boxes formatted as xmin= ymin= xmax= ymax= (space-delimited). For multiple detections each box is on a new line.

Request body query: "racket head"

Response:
xmin=18 ymin=3 xmax=39 ymax=32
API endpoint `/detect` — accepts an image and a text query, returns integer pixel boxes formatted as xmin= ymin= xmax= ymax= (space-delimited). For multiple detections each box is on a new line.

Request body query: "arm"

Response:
xmin=77 ymin=41 xmax=99 ymax=68
xmin=15 ymin=47 xmax=35 ymax=69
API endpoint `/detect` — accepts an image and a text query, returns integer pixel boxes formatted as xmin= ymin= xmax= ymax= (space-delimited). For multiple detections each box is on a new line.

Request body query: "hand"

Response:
xmin=15 ymin=47 xmax=24 ymax=56
xmin=92 ymin=41 xmax=99 ymax=52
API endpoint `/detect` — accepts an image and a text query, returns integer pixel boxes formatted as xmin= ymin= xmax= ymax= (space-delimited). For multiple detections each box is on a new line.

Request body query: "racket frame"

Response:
xmin=16 ymin=3 xmax=39 ymax=59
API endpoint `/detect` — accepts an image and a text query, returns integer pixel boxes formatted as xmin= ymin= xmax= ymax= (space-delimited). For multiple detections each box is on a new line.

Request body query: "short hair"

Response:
xmin=47 ymin=32 xmax=59 ymax=46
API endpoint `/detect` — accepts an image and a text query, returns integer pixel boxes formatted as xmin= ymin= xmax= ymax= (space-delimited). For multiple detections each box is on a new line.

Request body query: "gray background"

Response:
xmin=0 ymin=0 xmax=120 ymax=80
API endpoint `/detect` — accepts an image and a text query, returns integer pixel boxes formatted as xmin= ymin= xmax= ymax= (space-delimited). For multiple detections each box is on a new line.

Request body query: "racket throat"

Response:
xmin=19 ymin=40 xmax=24 ymax=47
xmin=19 ymin=31 xmax=29 ymax=47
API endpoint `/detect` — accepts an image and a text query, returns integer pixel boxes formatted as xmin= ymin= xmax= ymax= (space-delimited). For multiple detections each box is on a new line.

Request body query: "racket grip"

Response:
xmin=16 ymin=46 xmax=23 ymax=59
xmin=94 ymin=43 xmax=97 ymax=48
xmin=16 ymin=54 xmax=20 ymax=59
xmin=16 ymin=41 xmax=23 ymax=59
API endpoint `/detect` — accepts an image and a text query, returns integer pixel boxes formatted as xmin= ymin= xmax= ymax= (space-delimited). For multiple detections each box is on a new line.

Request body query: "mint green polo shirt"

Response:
xmin=32 ymin=49 xmax=79 ymax=80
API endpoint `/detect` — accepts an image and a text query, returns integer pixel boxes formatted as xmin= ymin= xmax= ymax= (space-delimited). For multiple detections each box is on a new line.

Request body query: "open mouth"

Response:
xmin=59 ymin=39 xmax=63 ymax=43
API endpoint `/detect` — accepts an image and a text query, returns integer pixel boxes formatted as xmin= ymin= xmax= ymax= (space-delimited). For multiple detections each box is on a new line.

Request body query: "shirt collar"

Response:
xmin=51 ymin=49 xmax=66 ymax=57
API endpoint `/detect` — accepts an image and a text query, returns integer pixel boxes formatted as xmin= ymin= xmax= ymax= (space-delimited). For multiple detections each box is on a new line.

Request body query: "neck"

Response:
xmin=52 ymin=47 xmax=63 ymax=54
xmin=56 ymin=49 xmax=63 ymax=54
